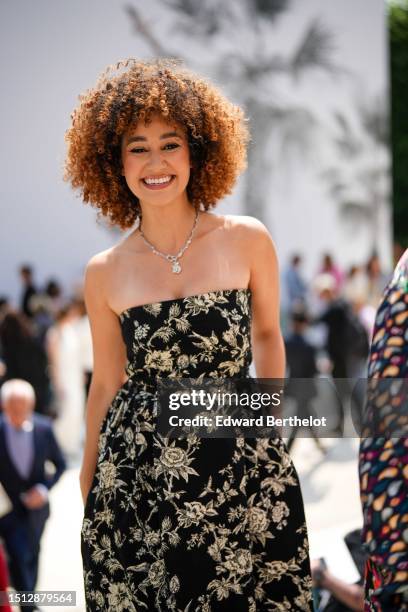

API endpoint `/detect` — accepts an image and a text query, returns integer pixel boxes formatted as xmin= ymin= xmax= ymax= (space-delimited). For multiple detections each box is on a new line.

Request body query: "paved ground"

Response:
xmin=24 ymin=436 xmax=362 ymax=612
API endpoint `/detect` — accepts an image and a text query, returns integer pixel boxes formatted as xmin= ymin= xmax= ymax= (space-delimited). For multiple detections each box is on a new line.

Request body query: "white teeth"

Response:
xmin=144 ymin=176 xmax=172 ymax=185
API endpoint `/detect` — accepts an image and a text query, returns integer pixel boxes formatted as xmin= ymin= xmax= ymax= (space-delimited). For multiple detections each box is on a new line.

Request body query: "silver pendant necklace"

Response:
xmin=138 ymin=208 xmax=199 ymax=274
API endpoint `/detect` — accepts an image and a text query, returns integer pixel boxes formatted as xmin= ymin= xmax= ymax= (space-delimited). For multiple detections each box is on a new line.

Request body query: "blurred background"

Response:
xmin=0 ymin=0 xmax=406 ymax=610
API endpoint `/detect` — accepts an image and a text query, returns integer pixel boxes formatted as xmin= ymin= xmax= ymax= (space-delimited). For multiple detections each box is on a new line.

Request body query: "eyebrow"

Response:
xmin=126 ymin=131 xmax=182 ymax=144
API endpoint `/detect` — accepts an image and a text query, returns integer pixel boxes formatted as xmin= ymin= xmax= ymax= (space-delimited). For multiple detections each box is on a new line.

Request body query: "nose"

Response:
xmin=146 ymin=149 xmax=168 ymax=170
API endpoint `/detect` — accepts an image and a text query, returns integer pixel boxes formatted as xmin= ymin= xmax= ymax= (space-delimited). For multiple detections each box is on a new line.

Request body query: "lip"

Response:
xmin=141 ymin=175 xmax=175 ymax=190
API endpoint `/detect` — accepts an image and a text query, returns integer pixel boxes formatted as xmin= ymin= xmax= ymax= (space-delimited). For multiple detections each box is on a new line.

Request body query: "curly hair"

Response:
xmin=64 ymin=58 xmax=249 ymax=229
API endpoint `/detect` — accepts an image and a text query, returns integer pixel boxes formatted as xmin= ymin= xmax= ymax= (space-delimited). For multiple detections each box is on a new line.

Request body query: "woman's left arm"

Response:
xmin=244 ymin=218 xmax=285 ymax=379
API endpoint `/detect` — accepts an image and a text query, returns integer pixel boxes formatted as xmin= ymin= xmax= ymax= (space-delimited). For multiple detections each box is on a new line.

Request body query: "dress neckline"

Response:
xmin=118 ymin=287 xmax=251 ymax=318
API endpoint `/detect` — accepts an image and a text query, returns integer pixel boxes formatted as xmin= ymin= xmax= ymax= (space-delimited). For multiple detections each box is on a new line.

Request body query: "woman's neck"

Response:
xmin=138 ymin=198 xmax=198 ymax=253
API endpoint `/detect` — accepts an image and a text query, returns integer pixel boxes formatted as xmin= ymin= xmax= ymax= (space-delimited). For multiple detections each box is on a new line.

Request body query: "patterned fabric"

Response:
xmin=81 ymin=288 xmax=312 ymax=611
xmin=359 ymin=250 xmax=408 ymax=611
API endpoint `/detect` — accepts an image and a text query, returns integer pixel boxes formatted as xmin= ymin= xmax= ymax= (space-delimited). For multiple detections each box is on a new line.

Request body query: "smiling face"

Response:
xmin=121 ymin=115 xmax=191 ymax=210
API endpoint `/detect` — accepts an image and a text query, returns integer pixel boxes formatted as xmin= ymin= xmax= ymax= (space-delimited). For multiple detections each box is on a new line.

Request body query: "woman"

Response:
xmin=46 ymin=302 xmax=85 ymax=458
xmin=65 ymin=58 xmax=312 ymax=610
xmin=73 ymin=299 xmax=93 ymax=400
xmin=359 ymin=249 xmax=408 ymax=610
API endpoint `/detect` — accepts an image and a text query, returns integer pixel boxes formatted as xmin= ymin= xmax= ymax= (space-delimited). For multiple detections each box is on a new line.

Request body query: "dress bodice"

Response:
xmin=84 ymin=285 xmax=312 ymax=611
xmin=118 ymin=288 xmax=252 ymax=381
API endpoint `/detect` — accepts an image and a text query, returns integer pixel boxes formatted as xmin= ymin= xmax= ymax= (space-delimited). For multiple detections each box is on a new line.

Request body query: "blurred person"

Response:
xmin=43 ymin=279 xmax=64 ymax=319
xmin=315 ymin=274 xmax=369 ymax=375
xmin=356 ymin=302 xmax=376 ymax=344
xmin=29 ymin=295 xmax=55 ymax=348
xmin=0 ymin=544 xmax=12 ymax=612
xmin=0 ymin=299 xmax=9 ymax=322
xmin=342 ymin=265 xmax=368 ymax=305
xmin=0 ymin=379 xmax=66 ymax=612
xmin=0 ymin=299 xmax=10 ymax=384
xmin=314 ymin=275 xmax=368 ymax=434
xmin=342 ymin=266 xmax=375 ymax=378
xmin=311 ymin=529 xmax=365 ymax=611
xmin=0 ymin=312 xmax=51 ymax=416
xmin=29 ymin=280 xmax=64 ymax=348
xmin=46 ymin=302 xmax=85 ymax=460
xmin=284 ymin=308 xmax=325 ymax=453
xmin=319 ymin=253 xmax=344 ymax=292
xmin=359 ymin=249 xmax=408 ymax=610
xmin=73 ymin=300 xmax=93 ymax=400
xmin=365 ymin=254 xmax=389 ymax=310
xmin=346 ymin=300 xmax=370 ymax=379
xmin=314 ymin=274 xmax=350 ymax=380
xmin=283 ymin=254 xmax=308 ymax=309
xmin=19 ymin=266 xmax=37 ymax=320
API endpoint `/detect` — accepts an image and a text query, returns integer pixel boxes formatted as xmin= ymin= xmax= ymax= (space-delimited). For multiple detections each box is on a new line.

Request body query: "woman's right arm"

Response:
xmin=79 ymin=253 xmax=128 ymax=505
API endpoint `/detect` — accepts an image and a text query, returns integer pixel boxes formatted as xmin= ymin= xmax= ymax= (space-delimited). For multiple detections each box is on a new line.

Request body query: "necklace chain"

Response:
xmin=138 ymin=208 xmax=199 ymax=274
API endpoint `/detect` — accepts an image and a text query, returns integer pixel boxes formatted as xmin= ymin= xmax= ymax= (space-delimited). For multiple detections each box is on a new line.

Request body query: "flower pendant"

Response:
xmin=172 ymin=261 xmax=182 ymax=273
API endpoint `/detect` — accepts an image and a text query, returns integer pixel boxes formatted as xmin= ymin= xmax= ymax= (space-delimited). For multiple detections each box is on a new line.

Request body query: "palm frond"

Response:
xmin=339 ymin=201 xmax=372 ymax=222
xmin=162 ymin=0 xmax=200 ymax=18
xmin=333 ymin=111 xmax=362 ymax=157
xmin=291 ymin=18 xmax=339 ymax=77
xmin=357 ymin=96 xmax=390 ymax=146
xmin=252 ymin=0 xmax=290 ymax=21
xmin=161 ymin=0 xmax=235 ymax=38
xmin=124 ymin=4 xmax=177 ymax=57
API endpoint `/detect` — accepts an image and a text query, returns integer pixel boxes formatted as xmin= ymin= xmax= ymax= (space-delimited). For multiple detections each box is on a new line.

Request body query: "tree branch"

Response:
xmin=124 ymin=4 xmax=175 ymax=57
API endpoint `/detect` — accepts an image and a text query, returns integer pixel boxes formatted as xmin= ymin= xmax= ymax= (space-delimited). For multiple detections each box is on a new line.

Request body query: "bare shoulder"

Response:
xmin=85 ymin=247 xmax=114 ymax=279
xmin=222 ymin=213 xmax=269 ymax=234
xmin=222 ymin=214 xmax=275 ymax=249
xmin=84 ymin=247 xmax=118 ymax=304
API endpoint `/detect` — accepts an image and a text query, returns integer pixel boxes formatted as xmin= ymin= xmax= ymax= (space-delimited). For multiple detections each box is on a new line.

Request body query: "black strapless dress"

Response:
xmin=81 ymin=288 xmax=312 ymax=611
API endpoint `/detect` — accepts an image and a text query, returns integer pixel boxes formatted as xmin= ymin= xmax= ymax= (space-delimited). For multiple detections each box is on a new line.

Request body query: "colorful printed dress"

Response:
xmin=81 ymin=288 xmax=312 ymax=611
xmin=359 ymin=249 xmax=408 ymax=611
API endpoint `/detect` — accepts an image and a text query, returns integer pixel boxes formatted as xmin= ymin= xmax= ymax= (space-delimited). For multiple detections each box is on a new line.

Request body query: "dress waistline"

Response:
xmin=125 ymin=367 xmax=251 ymax=392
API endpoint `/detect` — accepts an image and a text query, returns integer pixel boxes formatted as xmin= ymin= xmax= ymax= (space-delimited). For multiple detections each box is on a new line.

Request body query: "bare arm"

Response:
xmin=79 ymin=253 xmax=128 ymax=505
xmin=319 ymin=568 xmax=363 ymax=611
xmin=246 ymin=218 xmax=285 ymax=379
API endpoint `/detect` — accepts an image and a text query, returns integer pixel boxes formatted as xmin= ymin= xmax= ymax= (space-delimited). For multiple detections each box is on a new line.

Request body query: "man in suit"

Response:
xmin=284 ymin=308 xmax=325 ymax=453
xmin=0 ymin=379 xmax=66 ymax=611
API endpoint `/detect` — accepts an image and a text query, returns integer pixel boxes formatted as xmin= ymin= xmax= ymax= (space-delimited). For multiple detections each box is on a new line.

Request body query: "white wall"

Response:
xmin=0 ymin=0 xmax=391 ymax=303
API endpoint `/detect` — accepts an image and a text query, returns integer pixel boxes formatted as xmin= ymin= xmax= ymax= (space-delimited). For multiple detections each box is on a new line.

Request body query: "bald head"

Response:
xmin=1 ymin=379 xmax=35 ymax=428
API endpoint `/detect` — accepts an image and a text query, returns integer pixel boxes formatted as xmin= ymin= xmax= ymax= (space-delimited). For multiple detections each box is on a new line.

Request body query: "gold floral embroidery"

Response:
xmin=82 ymin=289 xmax=312 ymax=610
